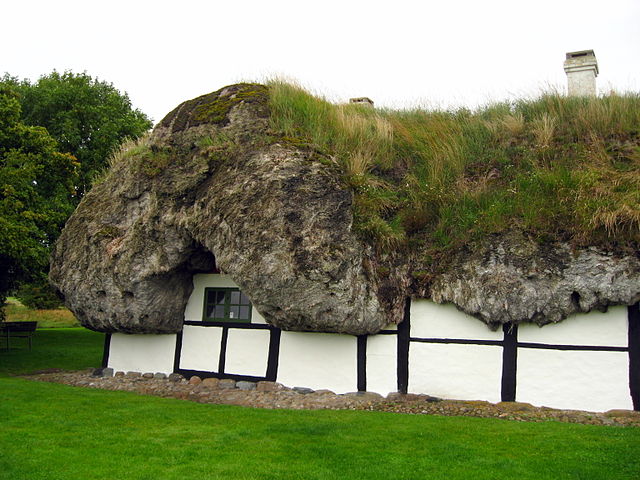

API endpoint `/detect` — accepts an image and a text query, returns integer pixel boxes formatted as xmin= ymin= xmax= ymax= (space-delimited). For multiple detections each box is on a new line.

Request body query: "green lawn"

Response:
xmin=0 ymin=327 xmax=104 ymax=375
xmin=1 ymin=329 xmax=640 ymax=479
xmin=3 ymin=297 xmax=80 ymax=328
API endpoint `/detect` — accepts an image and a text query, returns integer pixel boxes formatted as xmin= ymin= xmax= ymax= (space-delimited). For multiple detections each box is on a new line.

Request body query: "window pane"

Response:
xmin=205 ymin=290 xmax=215 ymax=305
xmin=215 ymin=291 xmax=226 ymax=305
xmin=203 ymin=288 xmax=252 ymax=322
xmin=230 ymin=291 xmax=240 ymax=304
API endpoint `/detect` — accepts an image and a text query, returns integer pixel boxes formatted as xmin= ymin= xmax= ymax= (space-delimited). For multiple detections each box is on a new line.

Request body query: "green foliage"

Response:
xmin=0 ymin=87 xmax=78 ymax=318
xmin=0 ymin=71 xmax=152 ymax=316
xmin=1 ymin=71 xmax=152 ymax=195
xmin=268 ymin=82 xmax=640 ymax=257
xmin=15 ymin=274 xmax=63 ymax=310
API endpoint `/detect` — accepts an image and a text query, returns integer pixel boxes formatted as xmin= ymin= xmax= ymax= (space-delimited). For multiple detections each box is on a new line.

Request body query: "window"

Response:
xmin=203 ymin=288 xmax=252 ymax=322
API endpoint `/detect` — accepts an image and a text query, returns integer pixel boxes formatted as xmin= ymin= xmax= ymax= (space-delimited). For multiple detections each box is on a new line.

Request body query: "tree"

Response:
xmin=0 ymin=71 xmax=152 ymax=313
xmin=0 ymin=87 xmax=78 ymax=318
xmin=1 ymin=71 xmax=152 ymax=195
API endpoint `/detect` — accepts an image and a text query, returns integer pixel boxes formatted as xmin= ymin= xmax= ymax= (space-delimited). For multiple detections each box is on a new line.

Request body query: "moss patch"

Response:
xmin=158 ymin=83 xmax=269 ymax=134
xmin=95 ymin=225 xmax=121 ymax=239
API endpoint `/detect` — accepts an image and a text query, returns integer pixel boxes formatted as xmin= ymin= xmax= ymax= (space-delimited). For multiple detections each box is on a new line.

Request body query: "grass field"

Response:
xmin=1 ymin=329 xmax=640 ymax=479
xmin=3 ymin=297 xmax=79 ymax=328
xmin=0 ymin=327 xmax=103 ymax=375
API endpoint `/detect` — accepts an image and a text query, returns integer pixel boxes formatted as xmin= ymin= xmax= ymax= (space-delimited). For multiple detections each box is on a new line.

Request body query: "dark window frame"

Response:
xmin=202 ymin=287 xmax=252 ymax=323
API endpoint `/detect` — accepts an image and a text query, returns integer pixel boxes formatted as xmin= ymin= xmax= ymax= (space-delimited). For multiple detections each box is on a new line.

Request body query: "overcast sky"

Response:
xmin=3 ymin=0 xmax=639 ymax=123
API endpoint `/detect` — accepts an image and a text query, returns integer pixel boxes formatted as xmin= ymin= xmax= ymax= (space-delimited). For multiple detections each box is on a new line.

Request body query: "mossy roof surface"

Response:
xmin=159 ymin=83 xmax=269 ymax=133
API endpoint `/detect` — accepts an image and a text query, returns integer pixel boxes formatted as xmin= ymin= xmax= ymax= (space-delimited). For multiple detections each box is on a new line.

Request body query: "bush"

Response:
xmin=16 ymin=277 xmax=63 ymax=310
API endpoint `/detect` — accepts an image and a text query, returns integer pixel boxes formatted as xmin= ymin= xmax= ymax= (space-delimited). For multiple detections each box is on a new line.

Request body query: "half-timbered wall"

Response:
xmin=104 ymin=274 xmax=639 ymax=412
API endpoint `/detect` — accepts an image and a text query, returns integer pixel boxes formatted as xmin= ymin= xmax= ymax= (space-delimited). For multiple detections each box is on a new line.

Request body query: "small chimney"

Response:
xmin=564 ymin=50 xmax=598 ymax=96
xmin=349 ymin=97 xmax=374 ymax=107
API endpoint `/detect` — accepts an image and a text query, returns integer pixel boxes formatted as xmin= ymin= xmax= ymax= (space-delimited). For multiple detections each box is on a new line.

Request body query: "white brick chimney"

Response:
xmin=564 ymin=50 xmax=598 ymax=96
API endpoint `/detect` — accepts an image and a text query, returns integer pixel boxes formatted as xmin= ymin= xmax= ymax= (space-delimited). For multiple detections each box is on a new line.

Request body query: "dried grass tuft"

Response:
xmin=531 ymin=113 xmax=556 ymax=149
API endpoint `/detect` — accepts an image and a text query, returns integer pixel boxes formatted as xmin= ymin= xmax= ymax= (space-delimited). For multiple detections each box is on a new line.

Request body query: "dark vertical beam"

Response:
xmin=101 ymin=333 xmax=112 ymax=369
xmin=172 ymin=330 xmax=183 ymax=373
xmin=397 ymin=297 xmax=411 ymax=394
xmin=501 ymin=323 xmax=518 ymax=402
xmin=218 ymin=326 xmax=229 ymax=374
xmin=629 ymin=303 xmax=640 ymax=411
xmin=357 ymin=335 xmax=367 ymax=392
xmin=265 ymin=327 xmax=282 ymax=381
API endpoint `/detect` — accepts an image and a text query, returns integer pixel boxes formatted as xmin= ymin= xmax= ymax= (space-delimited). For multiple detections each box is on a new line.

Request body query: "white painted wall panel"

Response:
xmin=108 ymin=333 xmax=176 ymax=374
xmin=517 ymin=349 xmax=632 ymax=412
xmin=277 ymin=332 xmax=357 ymax=394
xmin=250 ymin=309 xmax=268 ymax=324
xmin=184 ymin=274 xmax=266 ymax=324
xmin=179 ymin=325 xmax=222 ymax=372
xmin=224 ymin=329 xmax=271 ymax=377
xmin=411 ymin=300 xmax=502 ymax=341
xmin=408 ymin=343 xmax=502 ymax=402
xmin=518 ymin=306 xmax=628 ymax=347
xmin=366 ymin=335 xmax=397 ymax=396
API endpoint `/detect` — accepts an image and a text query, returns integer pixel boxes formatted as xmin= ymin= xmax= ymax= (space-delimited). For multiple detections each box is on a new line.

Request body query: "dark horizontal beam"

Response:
xmin=184 ymin=320 xmax=277 ymax=330
xmin=409 ymin=336 xmax=627 ymax=352
xmin=410 ymin=337 xmax=504 ymax=347
xmin=517 ymin=342 xmax=627 ymax=352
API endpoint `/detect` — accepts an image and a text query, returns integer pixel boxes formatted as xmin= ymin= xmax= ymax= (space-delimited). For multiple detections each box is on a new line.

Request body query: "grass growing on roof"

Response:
xmin=268 ymin=81 xmax=640 ymax=259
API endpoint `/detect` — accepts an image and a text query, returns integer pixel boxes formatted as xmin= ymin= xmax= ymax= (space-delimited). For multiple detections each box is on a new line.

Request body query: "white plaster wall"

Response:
xmin=518 ymin=306 xmax=628 ymax=347
xmin=366 ymin=335 xmax=397 ymax=396
xmin=184 ymin=274 xmax=267 ymax=324
xmin=173 ymin=287 xmax=632 ymax=411
xmin=224 ymin=329 xmax=271 ymax=377
xmin=408 ymin=343 xmax=502 ymax=403
xmin=252 ymin=309 xmax=267 ymax=324
xmin=277 ymin=332 xmax=357 ymax=394
xmin=179 ymin=325 xmax=222 ymax=372
xmin=411 ymin=300 xmax=503 ymax=341
xmin=568 ymin=69 xmax=597 ymax=96
xmin=517 ymin=349 xmax=632 ymax=412
xmin=108 ymin=333 xmax=176 ymax=374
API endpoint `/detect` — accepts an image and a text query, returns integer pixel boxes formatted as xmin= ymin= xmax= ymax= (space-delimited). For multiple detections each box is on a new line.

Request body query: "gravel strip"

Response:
xmin=22 ymin=369 xmax=640 ymax=427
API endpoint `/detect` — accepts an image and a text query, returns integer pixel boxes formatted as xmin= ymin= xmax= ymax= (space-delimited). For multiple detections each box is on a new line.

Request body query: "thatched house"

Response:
xmin=50 ymin=75 xmax=640 ymax=412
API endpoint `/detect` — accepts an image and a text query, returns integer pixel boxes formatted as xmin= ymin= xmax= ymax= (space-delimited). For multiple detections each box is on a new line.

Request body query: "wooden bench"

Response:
xmin=1 ymin=321 xmax=38 ymax=350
